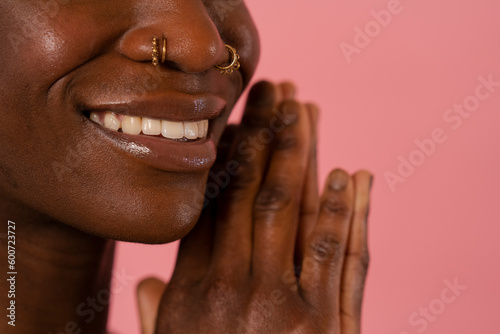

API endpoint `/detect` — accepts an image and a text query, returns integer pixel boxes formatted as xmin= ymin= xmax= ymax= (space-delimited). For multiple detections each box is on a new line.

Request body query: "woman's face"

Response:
xmin=0 ymin=0 xmax=259 ymax=243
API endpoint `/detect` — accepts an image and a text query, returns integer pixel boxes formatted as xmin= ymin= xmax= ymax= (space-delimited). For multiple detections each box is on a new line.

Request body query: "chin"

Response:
xmin=74 ymin=171 xmax=210 ymax=244
xmin=5 ymin=166 xmax=210 ymax=244
xmin=92 ymin=195 xmax=204 ymax=244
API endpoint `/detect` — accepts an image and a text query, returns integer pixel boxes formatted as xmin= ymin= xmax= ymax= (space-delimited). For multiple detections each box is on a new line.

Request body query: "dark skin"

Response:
xmin=137 ymin=82 xmax=372 ymax=334
xmin=0 ymin=1 xmax=371 ymax=333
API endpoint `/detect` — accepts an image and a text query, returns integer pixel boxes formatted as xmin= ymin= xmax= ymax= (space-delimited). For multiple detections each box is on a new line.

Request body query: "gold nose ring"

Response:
xmin=161 ymin=37 xmax=167 ymax=63
xmin=214 ymin=44 xmax=240 ymax=75
xmin=152 ymin=38 xmax=159 ymax=66
xmin=152 ymin=37 xmax=167 ymax=66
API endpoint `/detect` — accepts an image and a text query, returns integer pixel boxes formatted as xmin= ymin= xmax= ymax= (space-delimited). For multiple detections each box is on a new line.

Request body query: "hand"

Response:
xmin=137 ymin=81 xmax=373 ymax=334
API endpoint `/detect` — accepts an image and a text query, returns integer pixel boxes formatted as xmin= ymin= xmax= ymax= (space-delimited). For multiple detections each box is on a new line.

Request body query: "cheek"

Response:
xmin=233 ymin=21 xmax=260 ymax=82
xmin=0 ymin=5 xmax=94 ymax=138
xmin=0 ymin=10 xmax=207 ymax=243
xmin=0 ymin=2 xmax=119 ymax=96
xmin=236 ymin=25 xmax=260 ymax=86
xmin=1 ymin=4 xmax=69 ymax=82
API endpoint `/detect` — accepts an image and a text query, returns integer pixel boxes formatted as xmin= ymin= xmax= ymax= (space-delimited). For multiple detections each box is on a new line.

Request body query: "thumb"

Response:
xmin=136 ymin=277 xmax=167 ymax=334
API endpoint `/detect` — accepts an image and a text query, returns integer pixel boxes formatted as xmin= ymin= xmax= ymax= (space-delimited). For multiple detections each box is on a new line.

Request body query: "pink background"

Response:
xmin=109 ymin=0 xmax=500 ymax=333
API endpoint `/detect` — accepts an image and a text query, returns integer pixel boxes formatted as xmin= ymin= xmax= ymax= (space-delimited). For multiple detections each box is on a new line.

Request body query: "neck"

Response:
xmin=0 ymin=197 xmax=115 ymax=334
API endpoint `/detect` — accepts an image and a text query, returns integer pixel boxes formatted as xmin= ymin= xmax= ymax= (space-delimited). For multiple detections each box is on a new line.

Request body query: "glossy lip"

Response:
xmin=81 ymin=92 xmax=227 ymax=122
xmin=80 ymin=93 xmax=226 ymax=173
xmin=88 ymin=118 xmax=218 ymax=173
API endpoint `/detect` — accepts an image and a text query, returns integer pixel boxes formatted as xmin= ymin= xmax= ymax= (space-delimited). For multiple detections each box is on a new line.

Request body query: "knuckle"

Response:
xmin=358 ymin=250 xmax=370 ymax=272
xmin=340 ymin=308 xmax=361 ymax=329
xmin=274 ymin=133 xmax=298 ymax=151
xmin=276 ymin=100 xmax=301 ymax=126
xmin=300 ymin=206 xmax=318 ymax=220
xmin=354 ymin=204 xmax=370 ymax=222
xmin=320 ymin=196 xmax=350 ymax=217
xmin=308 ymin=232 xmax=342 ymax=263
xmin=204 ymin=275 xmax=237 ymax=305
xmin=346 ymin=249 xmax=370 ymax=273
xmin=254 ymin=183 xmax=292 ymax=214
xmin=227 ymin=167 xmax=256 ymax=192
xmin=364 ymin=203 xmax=371 ymax=222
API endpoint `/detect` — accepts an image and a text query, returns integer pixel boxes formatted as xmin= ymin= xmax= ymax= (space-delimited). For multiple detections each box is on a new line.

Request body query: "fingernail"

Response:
xmin=329 ymin=169 xmax=348 ymax=191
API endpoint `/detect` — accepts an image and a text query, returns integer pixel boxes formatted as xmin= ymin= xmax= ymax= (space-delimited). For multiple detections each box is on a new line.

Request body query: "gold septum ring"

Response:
xmin=152 ymin=37 xmax=167 ymax=67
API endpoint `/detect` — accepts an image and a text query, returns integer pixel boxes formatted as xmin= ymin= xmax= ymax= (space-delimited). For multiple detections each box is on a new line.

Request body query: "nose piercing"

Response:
xmin=152 ymin=37 xmax=167 ymax=67
xmin=152 ymin=38 xmax=159 ymax=66
xmin=214 ymin=44 xmax=240 ymax=75
xmin=161 ymin=37 xmax=167 ymax=63
xmin=154 ymin=39 xmax=238 ymax=72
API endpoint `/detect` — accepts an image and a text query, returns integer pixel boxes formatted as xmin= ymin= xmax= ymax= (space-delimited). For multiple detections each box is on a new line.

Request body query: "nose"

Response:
xmin=119 ymin=1 xmax=229 ymax=73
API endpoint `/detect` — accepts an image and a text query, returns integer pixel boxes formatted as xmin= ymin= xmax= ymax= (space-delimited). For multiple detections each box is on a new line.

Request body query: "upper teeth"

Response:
xmin=90 ymin=111 xmax=209 ymax=140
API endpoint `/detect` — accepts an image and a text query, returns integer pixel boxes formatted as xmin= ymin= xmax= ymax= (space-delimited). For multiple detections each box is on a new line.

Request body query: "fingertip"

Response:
xmin=353 ymin=170 xmax=374 ymax=191
xmin=305 ymin=103 xmax=320 ymax=120
xmin=327 ymin=168 xmax=350 ymax=192
xmin=137 ymin=277 xmax=165 ymax=297
xmin=247 ymin=80 xmax=279 ymax=108
xmin=137 ymin=277 xmax=166 ymax=334
xmin=353 ymin=169 xmax=373 ymax=178
xmin=278 ymin=81 xmax=296 ymax=100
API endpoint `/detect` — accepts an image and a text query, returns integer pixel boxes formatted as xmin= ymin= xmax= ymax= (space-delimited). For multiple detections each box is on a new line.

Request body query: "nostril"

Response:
xmin=119 ymin=27 xmax=157 ymax=63
xmin=166 ymin=36 xmax=227 ymax=74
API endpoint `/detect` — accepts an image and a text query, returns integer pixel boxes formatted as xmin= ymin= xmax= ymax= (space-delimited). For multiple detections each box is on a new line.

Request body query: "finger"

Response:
xmin=295 ymin=103 xmax=320 ymax=270
xmin=252 ymin=100 xmax=311 ymax=276
xmin=215 ymin=124 xmax=238 ymax=169
xmin=278 ymin=81 xmax=296 ymax=100
xmin=137 ymin=277 xmax=167 ymax=334
xmin=299 ymin=169 xmax=354 ymax=315
xmin=171 ymin=125 xmax=236 ymax=282
xmin=340 ymin=171 xmax=372 ymax=334
xmin=209 ymin=81 xmax=283 ymax=275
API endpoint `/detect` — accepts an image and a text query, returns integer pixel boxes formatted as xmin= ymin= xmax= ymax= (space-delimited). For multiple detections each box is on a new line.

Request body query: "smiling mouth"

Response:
xmin=77 ymin=93 xmax=225 ymax=172
xmin=86 ymin=111 xmax=209 ymax=141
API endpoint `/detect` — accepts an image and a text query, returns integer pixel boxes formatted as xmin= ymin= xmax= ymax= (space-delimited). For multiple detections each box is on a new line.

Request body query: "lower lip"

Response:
xmin=90 ymin=120 xmax=217 ymax=173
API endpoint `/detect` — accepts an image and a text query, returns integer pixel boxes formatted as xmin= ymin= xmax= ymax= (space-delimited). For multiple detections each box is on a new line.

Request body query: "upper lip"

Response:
xmin=80 ymin=92 xmax=227 ymax=122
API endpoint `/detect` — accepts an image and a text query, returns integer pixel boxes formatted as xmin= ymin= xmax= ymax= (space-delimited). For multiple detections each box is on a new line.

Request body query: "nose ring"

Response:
xmin=152 ymin=37 xmax=167 ymax=66
xmin=152 ymin=38 xmax=159 ymax=66
xmin=214 ymin=44 xmax=240 ymax=75
xmin=161 ymin=37 xmax=167 ymax=63
xmin=153 ymin=39 xmax=239 ymax=73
